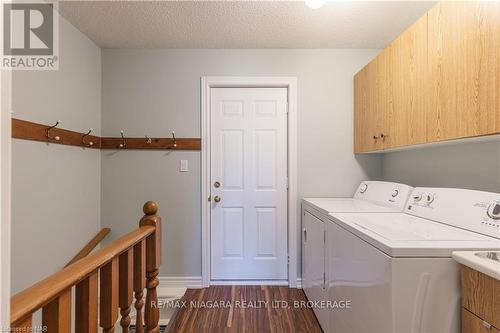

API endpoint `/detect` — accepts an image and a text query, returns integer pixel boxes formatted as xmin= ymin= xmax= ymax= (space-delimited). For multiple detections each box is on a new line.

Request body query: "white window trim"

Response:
xmin=201 ymin=76 xmax=298 ymax=288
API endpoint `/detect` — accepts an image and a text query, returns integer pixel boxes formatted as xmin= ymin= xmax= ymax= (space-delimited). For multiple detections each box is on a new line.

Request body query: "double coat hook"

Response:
xmin=81 ymin=128 xmax=94 ymax=147
xmin=171 ymin=131 xmax=177 ymax=148
xmin=46 ymin=120 xmax=61 ymax=141
xmin=118 ymin=130 xmax=127 ymax=148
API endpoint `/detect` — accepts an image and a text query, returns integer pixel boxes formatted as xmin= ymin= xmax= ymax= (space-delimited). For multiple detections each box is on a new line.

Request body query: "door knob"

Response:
xmin=214 ymin=195 xmax=221 ymax=203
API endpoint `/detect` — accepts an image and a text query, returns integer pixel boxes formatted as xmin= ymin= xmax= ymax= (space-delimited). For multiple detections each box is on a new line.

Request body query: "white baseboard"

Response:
xmin=158 ymin=276 xmax=203 ymax=290
xmin=210 ymin=279 xmax=289 ymax=286
xmin=158 ymin=276 xmax=303 ymax=290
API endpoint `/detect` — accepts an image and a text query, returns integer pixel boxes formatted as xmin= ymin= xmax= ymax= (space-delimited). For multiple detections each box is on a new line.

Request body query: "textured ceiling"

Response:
xmin=58 ymin=1 xmax=437 ymax=48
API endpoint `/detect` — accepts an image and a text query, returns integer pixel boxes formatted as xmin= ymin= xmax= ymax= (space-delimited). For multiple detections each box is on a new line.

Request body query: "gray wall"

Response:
xmin=11 ymin=17 xmax=101 ymax=293
xmin=382 ymin=140 xmax=500 ymax=192
xmin=101 ymin=49 xmax=383 ymax=277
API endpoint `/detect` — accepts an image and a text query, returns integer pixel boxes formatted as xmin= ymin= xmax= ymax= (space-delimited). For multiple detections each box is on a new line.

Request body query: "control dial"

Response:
xmin=359 ymin=183 xmax=368 ymax=194
xmin=426 ymin=194 xmax=435 ymax=204
xmin=487 ymin=202 xmax=500 ymax=220
xmin=392 ymin=190 xmax=399 ymax=198
xmin=413 ymin=194 xmax=422 ymax=202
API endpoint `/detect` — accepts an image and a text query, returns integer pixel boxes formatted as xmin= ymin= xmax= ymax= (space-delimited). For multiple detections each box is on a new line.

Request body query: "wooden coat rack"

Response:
xmin=11 ymin=118 xmax=201 ymax=151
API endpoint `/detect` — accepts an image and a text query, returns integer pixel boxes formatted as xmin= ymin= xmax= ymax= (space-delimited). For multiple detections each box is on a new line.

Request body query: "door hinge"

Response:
xmin=286 ymin=177 xmax=289 ymax=190
xmin=286 ymin=102 xmax=289 ymax=114
xmin=287 ymin=255 xmax=290 ymax=264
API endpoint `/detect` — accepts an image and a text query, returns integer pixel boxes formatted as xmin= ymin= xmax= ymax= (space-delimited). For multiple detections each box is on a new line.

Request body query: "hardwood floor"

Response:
xmin=167 ymin=286 xmax=323 ymax=333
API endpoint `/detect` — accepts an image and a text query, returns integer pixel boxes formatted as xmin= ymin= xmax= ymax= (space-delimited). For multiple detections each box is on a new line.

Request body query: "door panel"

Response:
xmin=328 ymin=220 xmax=392 ymax=333
xmin=354 ymin=53 xmax=387 ymax=153
xmin=427 ymin=1 xmax=500 ymax=141
xmin=384 ymin=15 xmax=428 ymax=148
xmin=221 ymin=130 xmax=244 ymax=189
xmin=302 ymin=210 xmax=328 ymax=332
xmin=211 ymin=87 xmax=288 ymax=280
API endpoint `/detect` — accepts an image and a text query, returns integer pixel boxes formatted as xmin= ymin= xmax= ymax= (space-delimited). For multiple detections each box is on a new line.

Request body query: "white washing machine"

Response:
xmin=327 ymin=187 xmax=500 ymax=333
xmin=302 ymin=181 xmax=414 ymax=332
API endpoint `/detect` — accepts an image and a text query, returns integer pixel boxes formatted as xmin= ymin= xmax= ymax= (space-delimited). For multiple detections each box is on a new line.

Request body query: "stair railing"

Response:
xmin=10 ymin=201 xmax=162 ymax=333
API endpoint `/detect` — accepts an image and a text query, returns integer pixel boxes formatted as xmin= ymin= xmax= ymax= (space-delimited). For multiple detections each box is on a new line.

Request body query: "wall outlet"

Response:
xmin=179 ymin=160 xmax=188 ymax=172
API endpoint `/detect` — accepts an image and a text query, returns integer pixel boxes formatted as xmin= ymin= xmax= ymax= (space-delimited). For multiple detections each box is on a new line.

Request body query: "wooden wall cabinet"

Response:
xmin=427 ymin=1 xmax=500 ymax=143
xmin=384 ymin=15 xmax=428 ymax=149
xmin=354 ymin=1 xmax=500 ymax=153
xmin=461 ymin=265 xmax=500 ymax=333
xmin=354 ymin=53 xmax=386 ymax=152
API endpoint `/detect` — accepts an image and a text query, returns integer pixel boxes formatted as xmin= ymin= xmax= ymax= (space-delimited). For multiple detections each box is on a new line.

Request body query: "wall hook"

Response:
xmin=118 ymin=130 xmax=127 ymax=148
xmin=171 ymin=131 xmax=177 ymax=148
xmin=81 ymin=128 xmax=94 ymax=147
xmin=145 ymin=135 xmax=152 ymax=144
xmin=46 ymin=120 xmax=61 ymax=141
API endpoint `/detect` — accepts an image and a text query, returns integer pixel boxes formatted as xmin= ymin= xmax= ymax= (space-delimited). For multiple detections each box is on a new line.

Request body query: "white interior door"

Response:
xmin=210 ymin=87 xmax=288 ymax=280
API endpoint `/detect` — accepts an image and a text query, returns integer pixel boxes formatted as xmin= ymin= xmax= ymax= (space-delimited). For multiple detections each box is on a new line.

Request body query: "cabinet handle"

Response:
xmin=482 ymin=321 xmax=492 ymax=330
xmin=381 ymin=133 xmax=388 ymax=139
xmin=303 ymin=228 xmax=307 ymax=243
xmin=373 ymin=135 xmax=379 ymax=140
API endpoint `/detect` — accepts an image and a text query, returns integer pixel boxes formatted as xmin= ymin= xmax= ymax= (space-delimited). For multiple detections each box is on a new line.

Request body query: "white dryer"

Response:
xmin=327 ymin=187 xmax=500 ymax=333
xmin=302 ymin=181 xmax=413 ymax=332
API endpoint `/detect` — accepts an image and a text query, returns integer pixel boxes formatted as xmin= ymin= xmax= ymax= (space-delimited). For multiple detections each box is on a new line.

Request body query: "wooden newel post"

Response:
xmin=139 ymin=201 xmax=162 ymax=333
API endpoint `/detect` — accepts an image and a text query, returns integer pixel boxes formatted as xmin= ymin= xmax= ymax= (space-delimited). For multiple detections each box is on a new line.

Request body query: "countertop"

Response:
xmin=452 ymin=251 xmax=500 ymax=281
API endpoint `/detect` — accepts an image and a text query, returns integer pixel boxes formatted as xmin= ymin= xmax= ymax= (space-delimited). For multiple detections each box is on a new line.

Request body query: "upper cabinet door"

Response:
xmin=427 ymin=1 xmax=500 ymax=142
xmin=384 ymin=15 xmax=428 ymax=149
xmin=354 ymin=54 xmax=387 ymax=153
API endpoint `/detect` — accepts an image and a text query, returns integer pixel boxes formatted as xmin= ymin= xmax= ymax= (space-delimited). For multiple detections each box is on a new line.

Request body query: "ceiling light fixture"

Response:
xmin=305 ymin=0 xmax=327 ymax=9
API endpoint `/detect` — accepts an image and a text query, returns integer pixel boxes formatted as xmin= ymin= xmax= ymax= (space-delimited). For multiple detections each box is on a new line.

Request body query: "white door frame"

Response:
xmin=0 ymin=69 xmax=12 ymax=327
xmin=201 ymin=76 xmax=298 ymax=288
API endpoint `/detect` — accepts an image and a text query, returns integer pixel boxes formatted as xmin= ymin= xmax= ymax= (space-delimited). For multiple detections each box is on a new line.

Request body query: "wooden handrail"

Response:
xmin=65 ymin=227 xmax=111 ymax=267
xmin=11 ymin=201 xmax=162 ymax=333
xmin=11 ymin=226 xmax=154 ymax=323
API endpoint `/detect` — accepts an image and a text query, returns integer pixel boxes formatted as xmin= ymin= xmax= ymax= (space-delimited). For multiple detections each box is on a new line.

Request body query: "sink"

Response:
xmin=475 ymin=251 xmax=500 ymax=263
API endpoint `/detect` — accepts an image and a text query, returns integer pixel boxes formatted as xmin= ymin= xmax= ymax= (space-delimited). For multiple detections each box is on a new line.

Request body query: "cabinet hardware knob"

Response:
xmin=482 ymin=321 xmax=492 ymax=330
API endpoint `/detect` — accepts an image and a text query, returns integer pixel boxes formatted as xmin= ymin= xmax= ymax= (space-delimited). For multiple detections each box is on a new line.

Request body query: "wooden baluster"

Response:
xmin=119 ymin=249 xmax=134 ymax=333
xmin=134 ymin=240 xmax=146 ymax=333
xmin=42 ymin=288 xmax=71 ymax=333
xmin=12 ymin=315 xmax=32 ymax=331
xmin=139 ymin=201 xmax=162 ymax=333
xmin=75 ymin=271 xmax=98 ymax=333
xmin=100 ymin=257 xmax=119 ymax=333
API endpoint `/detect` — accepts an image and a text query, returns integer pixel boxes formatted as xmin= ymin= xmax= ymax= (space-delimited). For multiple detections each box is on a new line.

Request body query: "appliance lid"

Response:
xmin=302 ymin=198 xmax=402 ymax=215
xmin=329 ymin=212 xmax=500 ymax=258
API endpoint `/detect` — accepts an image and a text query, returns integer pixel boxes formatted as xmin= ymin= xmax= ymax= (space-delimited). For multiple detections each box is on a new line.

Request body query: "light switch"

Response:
xmin=180 ymin=159 xmax=189 ymax=172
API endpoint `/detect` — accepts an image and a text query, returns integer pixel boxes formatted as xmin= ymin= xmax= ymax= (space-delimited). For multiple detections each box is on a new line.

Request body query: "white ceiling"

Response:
xmin=58 ymin=1 xmax=436 ymax=49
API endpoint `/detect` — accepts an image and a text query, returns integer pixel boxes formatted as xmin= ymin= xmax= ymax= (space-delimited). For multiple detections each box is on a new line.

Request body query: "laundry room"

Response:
xmin=1 ymin=1 xmax=499 ymax=332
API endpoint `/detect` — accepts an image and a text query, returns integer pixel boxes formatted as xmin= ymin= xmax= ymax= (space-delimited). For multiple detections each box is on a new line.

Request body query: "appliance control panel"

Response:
xmin=408 ymin=190 xmax=437 ymax=208
xmin=353 ymin=181 xmax=413 ymax=211
xmin=406 ymin=187 xmax=500 ymax=239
